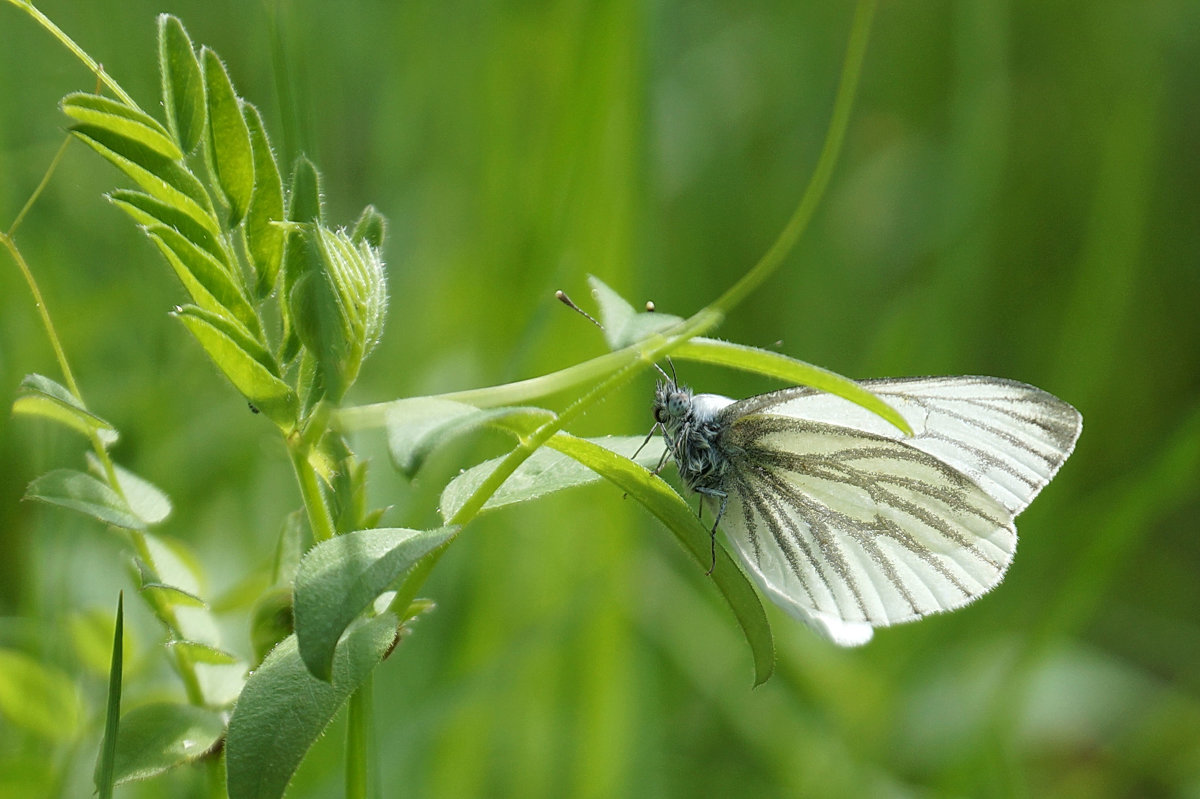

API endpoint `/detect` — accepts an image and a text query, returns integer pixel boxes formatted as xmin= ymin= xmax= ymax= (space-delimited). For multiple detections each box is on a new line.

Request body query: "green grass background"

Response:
xmin=2 ymin=1 xmax=1199 ymax=796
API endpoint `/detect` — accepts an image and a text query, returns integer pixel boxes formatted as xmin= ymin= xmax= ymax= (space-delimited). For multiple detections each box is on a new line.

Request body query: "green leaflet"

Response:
xmin=157 ymin=14 xmax=206 ymax=154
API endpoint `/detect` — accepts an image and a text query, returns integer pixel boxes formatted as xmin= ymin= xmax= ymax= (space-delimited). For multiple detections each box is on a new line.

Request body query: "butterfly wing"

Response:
xmin=714 ymin=376 xmax=1081 ymax=644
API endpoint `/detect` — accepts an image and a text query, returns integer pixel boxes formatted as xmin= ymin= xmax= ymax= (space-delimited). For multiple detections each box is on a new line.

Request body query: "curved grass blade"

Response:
xmin=94 ymin=592 xmax=122 ymax=799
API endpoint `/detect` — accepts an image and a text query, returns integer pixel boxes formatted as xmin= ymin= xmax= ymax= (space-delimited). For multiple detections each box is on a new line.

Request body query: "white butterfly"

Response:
xmin=651 ymin=375 xmax=1082 ymax=645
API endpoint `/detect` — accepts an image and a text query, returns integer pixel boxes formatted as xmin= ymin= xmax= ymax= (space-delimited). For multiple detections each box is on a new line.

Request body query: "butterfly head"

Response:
xmin=652 ymin=380 xmax=694 ymax=437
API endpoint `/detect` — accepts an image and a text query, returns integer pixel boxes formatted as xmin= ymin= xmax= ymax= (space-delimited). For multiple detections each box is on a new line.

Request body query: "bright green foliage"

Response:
xmin=243 ymin=102 xmax=285 ymax=299
xmin=70 ymin=123 xmax=218 ymax=237
xmin=157 ymin=14 xmax=205 ymax=154
xmin=172 ymin=304 xmax=297 ymax=424
xmin=12 ymin=373 xmax=118 ymax=445
xmin=384 ymin=397 xmax=554 ymax=478
xmin=293 ymin=526 xmax=458 ymax=681
xmin=439 ymin=434 xmax=663 ymax=520
xmin=26 ymin=469 xmax=147 ymax=530
xmin=202 ymin=48 xmax=254 ymax=226
xmin=287 ymin=225 xmax=388 ymax=403
xmin=225 ymin=615 xmax=400 ymax=799
xmin=61 ymin=93 xmax=182 ymax=160
xmin=108 ymin=189 xmax=224 ymax=261
xmin=105 ymin=702 xmax=224 ymax=785
xmin=351 ymin=204 xmax=386 ymax=249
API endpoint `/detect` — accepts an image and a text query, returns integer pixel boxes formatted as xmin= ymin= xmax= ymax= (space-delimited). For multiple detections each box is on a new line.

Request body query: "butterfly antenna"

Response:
xmin=555 ymin=290 xmax=604 ymax=331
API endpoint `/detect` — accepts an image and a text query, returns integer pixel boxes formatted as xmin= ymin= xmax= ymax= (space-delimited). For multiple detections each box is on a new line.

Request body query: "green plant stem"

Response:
xmin=288 ymin=439 xmax=337 ymax=542
xmin=708 ymin=0 xmax=875 ymax=317
xmin=7 ymin=136 xmax=71 ymax=237
xmin=1 ymin=233 xmax=123 ymax=493
xmin=346 ymin=675 xmax=377 ymax=799
xmin=5 ymin=0 xmax=141 ymax=109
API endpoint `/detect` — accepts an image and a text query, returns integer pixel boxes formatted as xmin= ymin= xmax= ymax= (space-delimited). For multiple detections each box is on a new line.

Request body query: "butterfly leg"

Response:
xmin=695 ymin=487 xmax=728 ymax=576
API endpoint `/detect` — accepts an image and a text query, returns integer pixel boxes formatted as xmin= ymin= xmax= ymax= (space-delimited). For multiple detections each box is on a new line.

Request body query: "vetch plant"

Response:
xmin=0 ymin=3 xmax=949 ymax=797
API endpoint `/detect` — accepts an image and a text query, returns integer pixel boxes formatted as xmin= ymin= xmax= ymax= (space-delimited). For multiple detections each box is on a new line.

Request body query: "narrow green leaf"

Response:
xmin=383 ymin=397 xmax=554 ymax=478
xmin=62 ymin=93 xmax=182 ymax=160
xmin=279 ymin=158 xmax=323 ymax=364
xmin=438 ymin=435 xmax=666 ymax=522
xmin=135 ymin=558 xmax=207 ymax=609
xmin=589 ymin=275 xmax=683 ymax=350
xmin=225 ymin=616 xmax=398 ymax=799
xmin=12 ymin=373 xmax=118 ymax=445
xmin=134 ymin=535 xmax=226 ymax=661
xmin=293 ymin=526 xmax=457 ymax=681
xmin=139 ymin=532 xmax=206 ymax=601
xmin=173 ymin=305 xmax=297 ymax=426
xmin=70 ymin=123 xmax=218 ymax=237
xmin=0 ymin=649 xmax=81 ymax=741
xmin=95 ymin=593 xmax=122 ymax=799
xmin=109 ymin=189 xmax=223 ymax=262
xmin=157 ymin=14 xmax=205 ymax=154
xmin=25 ymin=469 xmax=144 ymax=530
xmin=147 ymin=224 xmax=259 ymax=335
xmin=164 ymin=640 xmax=240 ymax=665
xmin=287 ymin=157 xmax=323 ymax=224
xmin=673 ymin=337 xmax=914 ymax=435
xmin=172 ymin=303 xmax=275 ymax=372
xmin=109 ymin=702 xmax=224 ymax=785
xmin=546 ymin=433 xmax=775 ymax=685
xmin=351 ymin=204 xmax=386 ymax=249
xmin=87 ymin=454 xmax=172 ymax=525
xmin=243 ymin=102 xmax=285 ymax=299
xmin=203 ymin=48 xmax=254 ymax=225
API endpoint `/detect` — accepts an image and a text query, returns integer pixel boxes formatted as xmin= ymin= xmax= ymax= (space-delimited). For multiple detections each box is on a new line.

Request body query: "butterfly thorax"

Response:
xmin=652 ymin=382 xmax=732 ymax=495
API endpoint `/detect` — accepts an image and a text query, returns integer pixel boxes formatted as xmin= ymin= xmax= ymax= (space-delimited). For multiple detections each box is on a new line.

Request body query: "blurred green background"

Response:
xmin=3 ymin=0 xmax=1199 ymax=796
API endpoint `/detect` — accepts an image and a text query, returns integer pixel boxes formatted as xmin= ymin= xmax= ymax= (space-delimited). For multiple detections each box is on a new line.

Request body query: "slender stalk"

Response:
xmin=5 ymin=0 xmax=141 ymax=109
xmin=7 ymin=136 xmax=71 ymax=237
xmin=709 ymin=0 xmax=876 ymax=317
xmin=1 ymin=233 xmax=122 ymax=492
xmin=288 ymin=439 xmax=337 ymax=542
xmin=345 ymin=675 xmax=377 ymax=799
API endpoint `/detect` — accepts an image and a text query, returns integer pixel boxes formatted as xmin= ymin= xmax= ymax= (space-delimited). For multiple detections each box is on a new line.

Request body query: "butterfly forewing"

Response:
xmin=703 ymin=376 xmax=1081 ymax=645
xmin=724 ymin=376 xmax=1082 ymax=515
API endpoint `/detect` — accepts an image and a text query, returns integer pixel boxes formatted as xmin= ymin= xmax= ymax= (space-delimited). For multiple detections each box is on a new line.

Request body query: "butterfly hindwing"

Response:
xmin=718 ymin=416 xmax=1015 ymax=644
